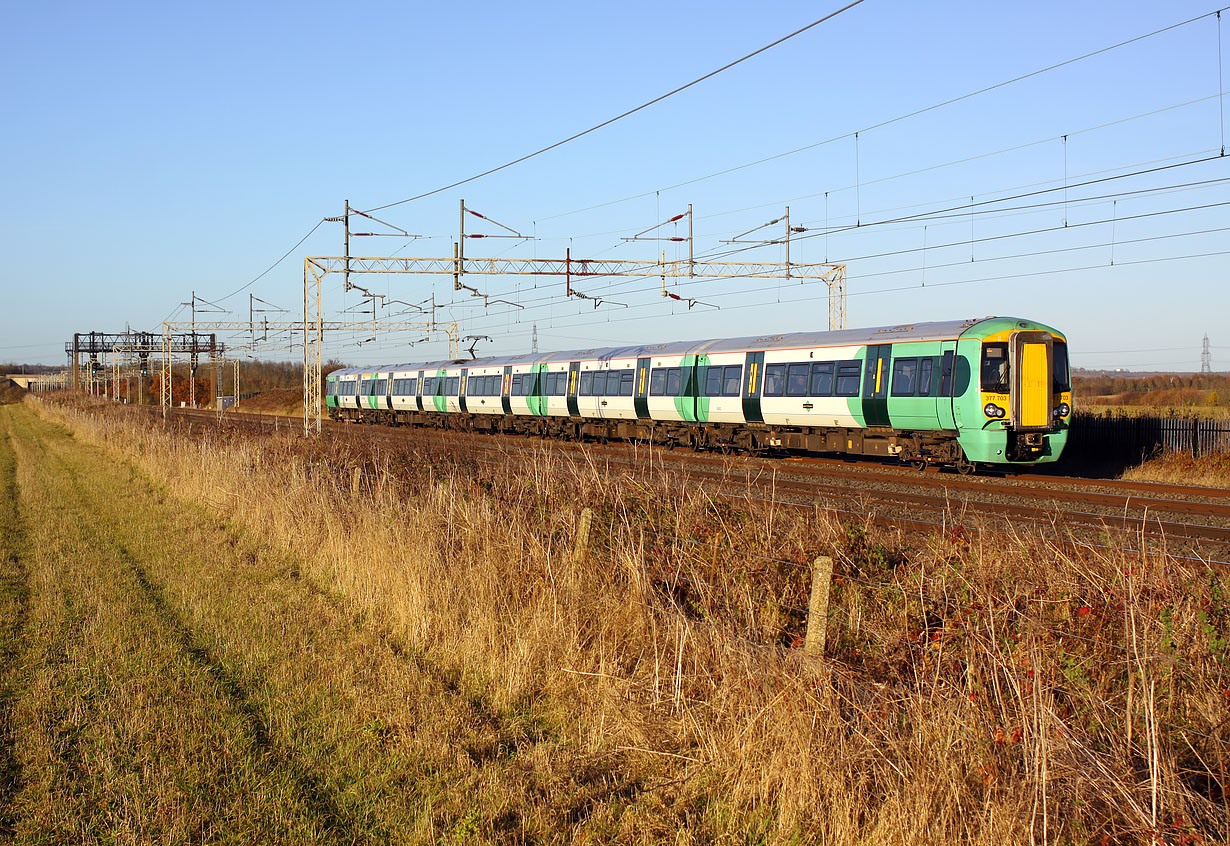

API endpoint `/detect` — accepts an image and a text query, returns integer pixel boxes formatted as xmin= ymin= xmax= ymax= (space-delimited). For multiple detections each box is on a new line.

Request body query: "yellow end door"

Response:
xmin=1019 ymin=343 xmax=1049 ymax=427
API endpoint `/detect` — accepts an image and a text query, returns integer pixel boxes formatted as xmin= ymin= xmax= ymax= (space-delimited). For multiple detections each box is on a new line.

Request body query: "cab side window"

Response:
xmin=980 ymin=343 xmax=1010 ymax=393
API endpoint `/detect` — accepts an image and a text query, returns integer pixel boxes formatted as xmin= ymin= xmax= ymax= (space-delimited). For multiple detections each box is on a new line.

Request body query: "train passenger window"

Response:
xmin=512 ymin=374 xmax=523 ymax=395
xmin=665 ymin=367 xmax=682 ymax=396
xmin=554 ymin=372 xmax=567 ymax=396
xmin=446 ymin=377 xmax=459 ymax=395
xmin=940 ymin=351 xmax=953 ymax=396
xmin=835 ymin=361 xmax=861 ymax=397
xmin=579 ymin=372 xmax=594 ymax=396
xmin=810 ymin=362 xmax=834 ymax=396
xmin=619 ymin=371 xmax=634 ymax=396
xmin=722 ymin=365 xmax=742 ymax=397
xmin=918 ymin=359 xmax=933 ymax=396
xmin=980 ymin=343 xmax=1010 ymax=393
xmin=891 ymin=359 xmax=917 ymax=396
xmin=786 ymin=363 xmax=809 ymax=397
xmin=376 ymin=379 xmax=388 ymax=396
xmin=704 ymin=366 xmax=723 ymax=397
xmin=1053 ymin=341 xmax=1070 ymax=392
xmin=763 ymin=364 xmax=786 ymax=397
xmin=650 ymin=368 xmax=666 ymax=396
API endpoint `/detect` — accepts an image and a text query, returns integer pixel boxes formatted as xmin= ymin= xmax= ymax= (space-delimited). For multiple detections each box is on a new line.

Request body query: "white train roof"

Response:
xmin=327 ymin=316 xmax=1018 ymax=378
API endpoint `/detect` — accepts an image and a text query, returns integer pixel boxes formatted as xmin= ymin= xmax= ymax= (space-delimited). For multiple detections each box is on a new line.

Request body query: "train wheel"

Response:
xmin=911 ymin=458 xmax=927 ymax=472
xmin=955 ymin=453 xmax=976 ymax=475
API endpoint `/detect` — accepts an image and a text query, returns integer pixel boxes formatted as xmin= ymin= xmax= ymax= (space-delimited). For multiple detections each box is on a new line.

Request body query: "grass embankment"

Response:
xmin=1123 ymin=452 xmax=1230 ymax=488
xmin=0 ymin=384 xmax=26 ymax=405
xmin=11 ymin=395 xmax=1230 ymax=843
xmin=232 ymin=388 xmax=303 ymax=417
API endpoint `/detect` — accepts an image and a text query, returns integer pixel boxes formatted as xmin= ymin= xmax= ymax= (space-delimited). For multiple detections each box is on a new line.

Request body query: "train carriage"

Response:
xmin=324 ymin=316 xmax=1071 ymax=471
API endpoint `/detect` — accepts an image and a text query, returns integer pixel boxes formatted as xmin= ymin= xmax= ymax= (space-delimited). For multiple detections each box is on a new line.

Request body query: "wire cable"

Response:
xmin=213 ymin=218 xmax=327 ymax=304
xmin=537 ymin=4 xmax=1230 ymax=223
xmin=359 ymin=0 xmax=869 ymax=214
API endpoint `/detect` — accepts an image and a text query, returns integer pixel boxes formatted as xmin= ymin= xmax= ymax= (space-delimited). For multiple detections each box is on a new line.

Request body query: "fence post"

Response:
xmin=571 ymin=507 xmax=594 ymax=567
xmin=804 ymin=555 xmax=835 ymax=659
xmin=351 ymin=466 xmax=362 ymax=497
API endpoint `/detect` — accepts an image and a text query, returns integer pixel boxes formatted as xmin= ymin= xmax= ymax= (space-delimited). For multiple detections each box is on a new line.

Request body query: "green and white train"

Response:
xmin=326 ymin=316 xmax=1072 ymax=471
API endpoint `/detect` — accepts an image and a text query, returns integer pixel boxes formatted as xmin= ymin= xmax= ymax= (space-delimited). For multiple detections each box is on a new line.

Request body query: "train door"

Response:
xmin=566 ymin=362 xmax=581 ymax=417
xmin=937 ymin=343 xmax=957 ymax=430
xmin=741 ymin=351 xmax=765 ymax=423
xmin=634 ymin=357 xmax=651 ymax=421
xmin=1010 ymin=331 xmax=1053 ymax=428
xmin=861 ymin=344 xmax=892 ymax=427
xmin=501 ymin=365 xmax=513 ymax=415
xmin=415 ymin=370 xmax=425 ymax=412
xmin=458 ymin=368 xmax=469 ymax=413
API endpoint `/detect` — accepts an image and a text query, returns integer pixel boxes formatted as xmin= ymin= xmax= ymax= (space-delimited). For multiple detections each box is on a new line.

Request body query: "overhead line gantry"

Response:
xmin=297 ymin=200 xmax=847 ymax=435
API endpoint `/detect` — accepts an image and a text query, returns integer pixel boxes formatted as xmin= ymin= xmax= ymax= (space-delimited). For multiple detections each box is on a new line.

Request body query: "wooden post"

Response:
xmin=804 ymin=555 xmax=835 ymax=659
xmin=351 ymin=466 xmax=362 ymax=497
xmin=571 ymin=507 xmax=594 ymax=567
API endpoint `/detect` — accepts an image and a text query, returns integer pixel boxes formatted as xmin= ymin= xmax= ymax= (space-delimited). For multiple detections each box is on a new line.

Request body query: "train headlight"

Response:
xmin=1054 ymin=402 xmax=1070 ymax=418
xmin=983 ymin=402 xmax=1005 ymax=418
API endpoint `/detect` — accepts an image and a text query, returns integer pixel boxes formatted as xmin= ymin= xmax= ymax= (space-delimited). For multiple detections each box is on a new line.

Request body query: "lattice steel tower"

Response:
xmin=1202 ymin=334 xmax=1212 ymax=374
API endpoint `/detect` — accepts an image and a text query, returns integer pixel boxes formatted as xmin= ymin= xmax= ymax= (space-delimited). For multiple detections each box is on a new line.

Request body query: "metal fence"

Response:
xmin=1068 ymin=414 xmax=1230 ymax=458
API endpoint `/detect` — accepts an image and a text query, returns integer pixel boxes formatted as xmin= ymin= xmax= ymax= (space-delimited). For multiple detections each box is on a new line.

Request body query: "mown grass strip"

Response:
xmin=0 ymin=410 xmax=31 ymax=836
xmin=0 ymin=405 xmax=371 ymax=843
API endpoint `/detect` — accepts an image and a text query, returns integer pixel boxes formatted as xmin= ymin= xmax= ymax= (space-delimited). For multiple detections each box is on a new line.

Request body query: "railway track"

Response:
xmin=163 ymin=407 xmax=1230 ymax=552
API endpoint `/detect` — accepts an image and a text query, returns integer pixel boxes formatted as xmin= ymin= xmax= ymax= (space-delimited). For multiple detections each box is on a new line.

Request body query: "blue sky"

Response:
xmin=2 ymin=0 xmax=1227 ymax=371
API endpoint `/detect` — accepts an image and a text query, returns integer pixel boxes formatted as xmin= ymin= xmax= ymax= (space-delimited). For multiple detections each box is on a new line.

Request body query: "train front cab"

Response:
xmin=955 ymin=320 xmax=1071 ymax=467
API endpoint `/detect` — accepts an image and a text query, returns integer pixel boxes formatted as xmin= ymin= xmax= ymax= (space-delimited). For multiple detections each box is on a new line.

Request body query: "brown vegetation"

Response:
xmin=1122 ymin=451 xmax=1230 ymax=488
xmin=0 ymin=383 xmax=26 ymax=405
xmin=1076 ymin=373 xmax=1230 ymax=413
xmin=6 ymin=395 xmax=1230 ymax=843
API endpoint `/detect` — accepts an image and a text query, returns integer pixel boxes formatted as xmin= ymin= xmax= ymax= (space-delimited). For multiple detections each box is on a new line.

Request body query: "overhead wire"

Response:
xmin=536 ymin=5 xmax=1230 ymax=224
xmin=213 ymin=218 xmax=328 ymax=305
xmin=359 ymin=0 xmax=869 ymax=215
xmin=422 ymin=172 xmax=1230 ymax=319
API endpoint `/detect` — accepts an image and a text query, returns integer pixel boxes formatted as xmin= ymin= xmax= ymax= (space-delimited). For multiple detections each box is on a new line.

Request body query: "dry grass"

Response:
xmin=14 ymin=395 xmax=1230 ymax=844
xmin=232 ymin=388 xmax=304 ymax=417
xmin=1122 ymin=451 xmax=1230 ymax=488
